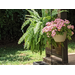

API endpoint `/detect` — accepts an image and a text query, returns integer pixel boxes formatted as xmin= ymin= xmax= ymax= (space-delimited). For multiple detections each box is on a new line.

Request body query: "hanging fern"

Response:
xmin=18 ymin=9 xmax=67 ymax=55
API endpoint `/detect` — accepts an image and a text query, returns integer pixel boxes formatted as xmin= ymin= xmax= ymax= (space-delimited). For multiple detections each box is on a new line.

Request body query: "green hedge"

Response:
xmin=0 ymin=9 xmax=41 ymax=44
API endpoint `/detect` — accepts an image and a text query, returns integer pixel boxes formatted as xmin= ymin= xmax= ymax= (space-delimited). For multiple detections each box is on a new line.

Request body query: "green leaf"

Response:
xmin=61 ymin=42 xmax=64 ymax=47
xmin=42 ymin=9 xmax=51 ymax=17
xmin=21 ymin=20 xmax=30 ymax=29
xmin=26 ymin=15 xmax=40 ymax=22
xmin=40 ymin=24 xmax=44 ymax=35
xmin=34 ymin=22 xmax=41 ymax=34
xmin=26 ymin=9 xmax=34 ymax=15
xmin=42 ymin=9 xmax=45 ymax=17
xmin=18 ymin=32 xmax=27 ymax=44
xmin=7 ymin=14 xmax=9 ymax=18
xmin=43 ymin=16 xmax=51 ymax=23
xmin=31 ymin=9 xmax=40 ymax=18
xmin=36 ymin=35 xmax=41 ymax=45
xmin=59 ymin=10 xmax=68 ymax=13
xmin=48 ymin=9 xmax=52 ymax=16
xmin=18 ymin=26 xmax=33 ymax=44
xmin=52 ymin=9 xmax=58 ymax=16
xmin=25 ymin=15 xmax=39 ymax=20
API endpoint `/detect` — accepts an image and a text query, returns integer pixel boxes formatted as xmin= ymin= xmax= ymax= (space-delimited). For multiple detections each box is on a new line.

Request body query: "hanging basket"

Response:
xmin=53 ymin=32 xmax=67 ymax=42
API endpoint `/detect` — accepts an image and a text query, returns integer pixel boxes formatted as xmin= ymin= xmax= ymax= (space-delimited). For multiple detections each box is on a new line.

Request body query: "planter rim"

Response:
xmin=53 ymin=32 xmax=67 ymax=42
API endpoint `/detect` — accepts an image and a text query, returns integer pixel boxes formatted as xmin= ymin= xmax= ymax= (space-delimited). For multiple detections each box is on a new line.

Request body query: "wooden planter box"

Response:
xmin=46 ymin=43 xmax=62 ymax=58
xmin=44 ymin=40 xmax=68 ymax=64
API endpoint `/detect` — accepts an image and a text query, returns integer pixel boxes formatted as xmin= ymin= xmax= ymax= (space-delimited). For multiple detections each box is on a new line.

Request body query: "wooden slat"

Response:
xmin=43 ymin=56 xmax=63 ymax=65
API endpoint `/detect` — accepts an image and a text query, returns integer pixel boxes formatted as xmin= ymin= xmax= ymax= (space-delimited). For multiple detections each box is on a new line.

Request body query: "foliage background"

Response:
xmin=0 ymin=9 xmax=41 ymax=45
xmin=0 ymin=9 xmax=75 ymax=45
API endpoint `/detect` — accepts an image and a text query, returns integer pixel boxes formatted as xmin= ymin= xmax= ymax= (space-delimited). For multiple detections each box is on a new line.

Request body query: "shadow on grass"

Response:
xmin=0 ymin=44 xmax=32 ymax=64
xmin=0 ymin=55 xmax=31 ymax=62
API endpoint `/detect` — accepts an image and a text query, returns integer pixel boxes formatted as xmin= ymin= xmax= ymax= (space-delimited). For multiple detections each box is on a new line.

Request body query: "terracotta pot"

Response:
xmin=53 ymin=32 xmax=67 ymax=42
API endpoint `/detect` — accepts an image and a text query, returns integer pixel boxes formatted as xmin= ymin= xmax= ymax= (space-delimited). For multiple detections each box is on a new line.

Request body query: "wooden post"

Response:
xmin=58 ymin=9 xmax=61 ymax=18
xmin=61 ymin=10 xmax=68 ymax=64
xmin=62 ymin=40 xmax=68 ymax=64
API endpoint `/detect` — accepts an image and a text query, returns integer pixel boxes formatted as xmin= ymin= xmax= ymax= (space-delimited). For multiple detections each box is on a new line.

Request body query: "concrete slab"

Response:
xmin=68 ymin=53 xmax=75 ymax=65
xmin=43 ymin=53 xmax=75 ymax=65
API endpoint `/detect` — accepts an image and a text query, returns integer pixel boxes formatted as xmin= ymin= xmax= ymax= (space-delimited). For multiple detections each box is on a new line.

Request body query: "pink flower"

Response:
xmin=51 ymin=30 xmax=56 ymax=37
xmin=44 ymin=26 xmax=49 ymax=32
xmin=46 ymin=21 xmax=54 ymax=26
xmin=47 ymin=33 xmax=49 ymax=37
xmin=48 ymin=26 xmax=53 ymax=31
xmin=54 ymin=29 xmax=57 ymax=31
xmin=67 ymin=25 xmax=74 ymax=29
xmin=57 ymin=26 xmax=62 ymax=30
xmin=65 ymin=19 xmax=70 ymax=24
xmin=53 ymin=24 xmax=57 ymax=27
xmin=60 ymin=22 xmax=64 ymax=26
xmin=46 ymin=22 xmax=51 ymax=26
xmin=71 ymin=25 xmax=74 ymax=29
xmin=72 ymin=31 xmax=74 ymax=35
xmin=63 ymin=24 xmax=66 ymax=26
xmin=42 ymin=27 xmax=48 ymax=33
xmin=54 ymin=18 xmax=64 ymax=23
xmin=42 ymin=26 xmax=53 ymax=33
xmin=67 ymin=25 xmax=71 ymax=29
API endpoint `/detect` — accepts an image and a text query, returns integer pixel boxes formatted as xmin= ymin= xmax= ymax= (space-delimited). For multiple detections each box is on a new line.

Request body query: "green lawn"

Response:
xmin=0 ymin=41 xmax=75 ymax=65
xmin=68 ymin=42 xmax=75 ymax=53
xmin=0 ymin=44 xmax=45 ymax=65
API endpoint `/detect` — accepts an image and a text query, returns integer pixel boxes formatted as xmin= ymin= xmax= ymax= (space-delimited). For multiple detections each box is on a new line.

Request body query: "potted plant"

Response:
xmin=42 ymin=18 xmax=74 ymax=48
xmin=18 ymin=9 xmax=68 ymax=55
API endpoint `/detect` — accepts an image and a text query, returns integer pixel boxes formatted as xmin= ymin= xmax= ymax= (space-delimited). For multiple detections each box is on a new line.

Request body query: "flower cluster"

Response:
xmin=67 ymin=25 xmax=74 ymax=29
xmin=42 ymin=18 xmax=74 ymax=38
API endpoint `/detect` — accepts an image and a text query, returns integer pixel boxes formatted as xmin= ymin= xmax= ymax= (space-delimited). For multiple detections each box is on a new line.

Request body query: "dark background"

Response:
xmin=0 ymin=9 xmax=75 ymax=45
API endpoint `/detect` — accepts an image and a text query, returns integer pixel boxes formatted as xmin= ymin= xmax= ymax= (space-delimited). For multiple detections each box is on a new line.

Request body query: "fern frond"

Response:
xmin=21 ymin=20 xmax=30 ymax=29
xmin=48 ymin=9 xmax=52 ymax=16
xmin=52 ymin=9 xmax=58 ymax=16
xmin=59 ymin=10 xmax=68 ymax=13
xmin=43 ymin=16 xmax=51 ymax=24
xmin=34 ymin=33 xmax=38 ymax=44
xmin=26 ymin=15 xmax=39 ymax=20
xmin=42 ymin=9 xmax=51 ymax=17
xmin=26 ymin=9 xmax=34 ymax=15
xmin=18 ymin=32 xmax=27 ymax=44
xmin=34 ymin=22 xmax=41 ymax=34
xmin=26 ymin=15 xmax=40 ymax=22
xmin=18 ymin=26 xmax=33 ymax=44
xmin=52 ymin=9 xmax=68 ymax=17
xmin=41 ymin=24 xmax=44 ymax=34
xmin=26 ymin=30 xmax=34 ymax=49
xmin=41 ymin=9 xmax=45 ymax=17
xmin=31 ymin=9 xmax=40 ymax=18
